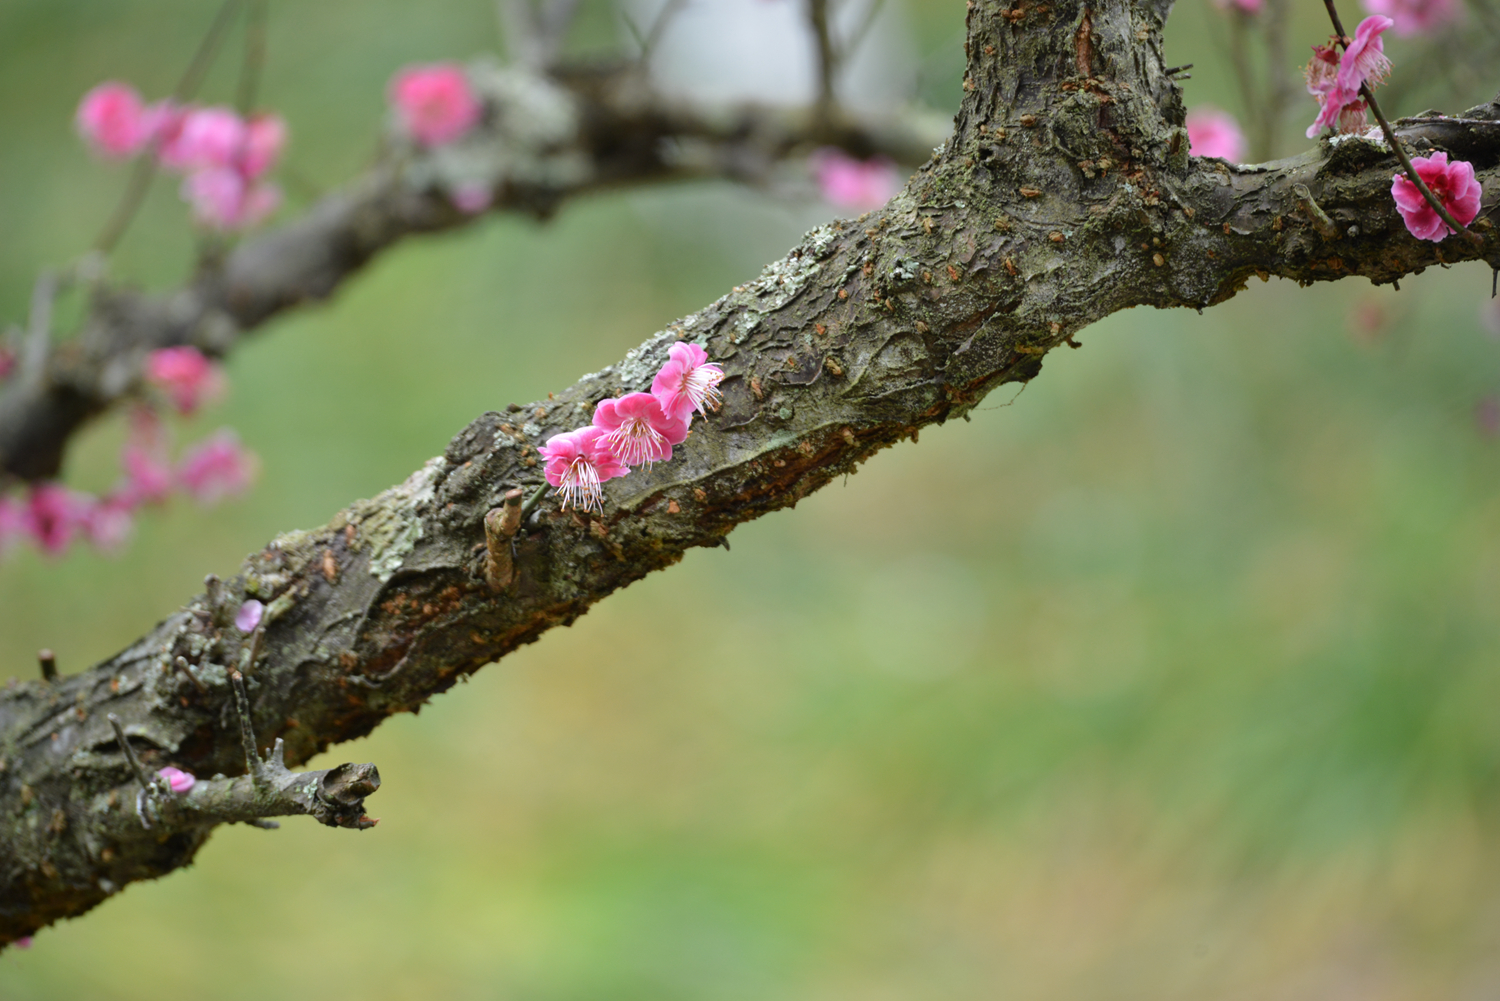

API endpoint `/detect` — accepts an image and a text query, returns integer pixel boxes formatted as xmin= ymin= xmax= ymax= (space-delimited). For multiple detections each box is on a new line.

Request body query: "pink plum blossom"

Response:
xmin=1363 ymin=0 xmax=1458 ymax=36
xmin=181 ymin=168 xmax=281 ymax=230
xmin=809 ymin=148 xmax=901 ymax=211
xmin=157 ymin=766 xmax=196 ymax=793
xmin=1213 ymin=0 xmax=1263 ymax=13
xmin=593 ymin=393 xmax=689 ymax=467
xmin=23 ymin=484 xmax=92 ymax=556
xmin=76 ymin=82 xmax=151 ymax=158
xmin=144 ymin=346 xmax=224 ymax=415
xmin=236 ymin=599 xmax=265 ymax=634
xmin=388 ymin=64 xmax=482 ymax=146
xmin=651 ymin=342 xmax=724 ymax=421
xmin=82 ymin=497 xmax=135 ymax=552
xmin=1305 ymin=17 xmax=1393 ymax=138
xmin=450 ymin=183 xmax=492 ymax=214
xmin=539 ymin=426 xmax=630 ymax=513
xmin=177 ymin=430 xmax=257 ymax=504
xmin=1391 ymin=151 xmax=1483 ymax=241
xmin=242 ymin=113 xmax=287 ymax=180
xmin=159 ymin=106 xmax=247 ymax=172
xmin=14 ymin=937 xmax=31 ymax=949
xmin=1185 ymin=107 xmax=1246 ymax=162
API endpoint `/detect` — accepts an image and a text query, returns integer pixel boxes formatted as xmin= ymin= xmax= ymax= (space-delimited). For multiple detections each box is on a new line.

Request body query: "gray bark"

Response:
xmin=5 ymin=0 xmax=1500 ymax=945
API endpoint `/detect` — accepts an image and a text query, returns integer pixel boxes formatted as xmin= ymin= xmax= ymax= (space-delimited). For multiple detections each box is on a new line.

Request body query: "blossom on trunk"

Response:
xmin=809 ymin=148 xmax=901 ymax=211
xmin=76 ymin=82 xmax=151 ymax=158
xmin=157 ymin=766 xmax=197 ymax=793
xmin=593 ymin=393 xmax=689 ymax=466
xmin=236 ymin=599 xmax=265 ymax=634
xmin=539 ymin=426 xmax=630 ymax=512
xmin=177 ymin=430 xmax=257 ymax=504
xmin=1363 ymin=0 xmax=1458 ymax=36
xmin=389 ymin=64 xmax=482 ymax=146
xmin=1391 ymin=151 xmax=1483 ymax=241
xmin=652 ymin=342 xmax=725 ymax=422
xmin=145 ymin=346 xmax=224 ymax=415
xmin=1185 ymin=108 xmax=1246 ymax=162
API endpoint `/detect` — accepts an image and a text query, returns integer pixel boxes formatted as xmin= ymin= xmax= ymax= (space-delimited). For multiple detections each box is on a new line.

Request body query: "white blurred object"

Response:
xmin=623 ymin=0 xmax=917 ymax=113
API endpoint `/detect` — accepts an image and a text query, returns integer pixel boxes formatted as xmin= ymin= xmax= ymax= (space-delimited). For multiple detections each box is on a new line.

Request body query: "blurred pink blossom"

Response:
xmin=1213 ymin=0 xmax=1263 ymax=13
xmin=76 ymin=82 xmax=151 ymax=158
xmin=1185 ymin=107 xmax=1246 ymax=162
xmin=810 ymin=148 xmax=901 ymax=211
xmin=23 ymin=484 xmax=92 ymax=556
xmin=82 ymin=497 xmax=135 ymax=552
xmin=1391 ymin=151 xmax=1482 ymax=241
xmin=159 ymin=106 xmax=246 ymax=172
xmin=593 ymin=393 xmax=689 ymax=467
xmin=144 ymin=346 xmax=224 ymax=415
xmin=651 ymin=341 xmax=724 ymax=421
xmin=389 ymin=64 xmax=482 ymax=146
xmin=181 ymin=168 xmax=281 ymax=230
xmin=0 ymin=495 xmax=26 ymax=555
xmin=242 ymin=113 xmax=287 ymax=180
xmin=539 ymin=426 xmax=630 ymax=513
xmin=450 ymin=183 xmax=492 ymax=214
xmin=0 ymin=347 xmax=14 ymax=380
xmin=236 ymin=599 xmax=265 ymax=634
xmin=157 ymin=766 xmax=196 ymax=793
xmin=1362 ymin=0 xmax=1458 ymax=35
xmin=177 ymin=430 xmax=257 ymax=504
xmin=14 ymin=937 xmax=31 ymax=949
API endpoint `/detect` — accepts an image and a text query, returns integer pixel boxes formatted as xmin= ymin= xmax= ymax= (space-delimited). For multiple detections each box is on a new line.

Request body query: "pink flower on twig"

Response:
xmin=1305 ymin=16 xmax=1393 ymax=138
xmin=539 ymin=426 xmax=630 ymax=513
xmin=76 ymin=82 xmax=151 ymax=158
xmin=23 ymin=484 xmax=92 ymax=556
xmin=1362 ymin=0 xmax=1459 ymax=36
xmin=652 ymin=342 xmax=725 ymax=421
xmin=1391 ymin=151 xmax=1482 ymax=241
xmin=389 ymin=64 xmax=482 ymax=146
xmin=177 ymin=430 xmax=257 ymax=504
xmin=810 ymin=148 xmax=901 ymax=211
xmin=593 ymin=393 xmax=689 ymax=467
xmin=144 ymin=346 xmax=224 ymax=415
xmin=1185 ymin=107 xmax=1246 ymax=162
xmin=157 ymin=766 xmax=196 ymax=793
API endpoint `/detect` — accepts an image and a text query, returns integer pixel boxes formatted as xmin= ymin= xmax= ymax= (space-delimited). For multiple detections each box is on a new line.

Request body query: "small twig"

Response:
xmin=175 ymin=656 xmax=209 ymax=694
xmin=243 ymin=623 xmax=266 ymax=674
xmin=484 ymin=488 xmax=525 ymax=591
xmin=235 ymin=0 xmax=269 ymax=114
xmin=107 ymin=713 xmax=164 ymax=828
xmin=519 ymin=482 xmax=548 ymax=522
xmin=94 ymin=0 xmax=245 ymax=254
xmin=228 ymin=669 xmax=264 ymax=783
xmin=1294 ymin=183 xmax=1342 ymax=240
xmin=37 ymin=650 xmax=57 ymax=683
xmin=806 ymin=0 xmax=838 ymax=130
xmin=1321 ymin=0 xmax=1482 ymax=245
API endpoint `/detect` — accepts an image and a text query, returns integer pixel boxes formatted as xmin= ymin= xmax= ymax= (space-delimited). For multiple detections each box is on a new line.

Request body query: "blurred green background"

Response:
xmin=5 ymin=0 xmax=1500 ymax=998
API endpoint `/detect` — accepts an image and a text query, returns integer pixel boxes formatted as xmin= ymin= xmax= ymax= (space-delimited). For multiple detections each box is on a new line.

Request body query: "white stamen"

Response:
xmin=603 ymin=418 xmax=667 ymax=466
xmin=556 ymin=457 xmax=603 ymax=512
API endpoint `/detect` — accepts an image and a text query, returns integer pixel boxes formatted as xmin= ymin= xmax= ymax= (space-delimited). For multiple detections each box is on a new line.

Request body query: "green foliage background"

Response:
xmin=4 ymin=1 xmax=1500 ymax=997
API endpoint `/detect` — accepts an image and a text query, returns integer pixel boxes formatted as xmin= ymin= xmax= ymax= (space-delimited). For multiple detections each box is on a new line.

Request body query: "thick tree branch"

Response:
xmin=6 ymin=0 xmax=1500 ymax=946
xmin=0 ymin=60 xmax=947 ymax=482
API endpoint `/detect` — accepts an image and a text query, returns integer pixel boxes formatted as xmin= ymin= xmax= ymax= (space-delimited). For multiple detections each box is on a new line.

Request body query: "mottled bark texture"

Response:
xmin=6 ymin=0 xmax=1500 ymax=946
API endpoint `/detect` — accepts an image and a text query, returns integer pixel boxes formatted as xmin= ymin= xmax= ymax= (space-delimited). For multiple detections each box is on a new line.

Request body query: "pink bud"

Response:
xmin=15 ymin=937 xmax=32 ymax=949
xmin=144 ymin=346 xmax=224 ymax=415
xmin=177 ymin=430 xmax=257 ymax=504
xmin=236 ymin=599 xmax=265 ymax=634
xmin=157 ymin=766 xmax=196 ymax=794
xmin=76 ymin=82 xmax=151 ymax=158
xmin=388 ymin=64 xmax=482 ymax=146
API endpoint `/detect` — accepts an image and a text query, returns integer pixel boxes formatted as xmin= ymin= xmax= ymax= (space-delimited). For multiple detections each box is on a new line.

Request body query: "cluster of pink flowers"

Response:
xmin=1304 ymin=15 xmax=1393 ymax=139
xmin=1362 ymin=0 xmax=1459 ymax=36
xmin=538 ymin=342 xmax=723 ymax=513
xmin=809 ymin=148 xmax=901 ymax=212
xmin=75 ymin=82 xmax=286 ymax=230
xmin=1185 ymin=107 xmax=1246 ymax=162
xmin=388 ymin=64 xmax=481 ymax=147
xmin=1391 ymin=151 xmax=1483 ymax=241
xmin=0 ymin=348 xmax=256 ymax=559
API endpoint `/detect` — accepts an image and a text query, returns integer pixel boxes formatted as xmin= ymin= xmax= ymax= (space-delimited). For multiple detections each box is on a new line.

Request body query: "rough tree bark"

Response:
xmin=5 ymin=0 xmax=1500 ymax=945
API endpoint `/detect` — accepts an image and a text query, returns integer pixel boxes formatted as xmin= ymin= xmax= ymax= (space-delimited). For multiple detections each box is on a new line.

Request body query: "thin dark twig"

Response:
xmin=93 ymin=0 xmax=245 ymax=254
xmin=1225 ymin=10 xmax=1264 ymax=159
xmin=228 ymin=670 xmax=264 ymax=781
xmin=1261 ymin=0 xmax=1294 ymax=160
xmin=806 ymin=0 xmax=838 ymax=129
xmin=236 ymin=0 xmax=269 ymax=114
xmin=1321 ymin=0 xmax=1482 ymax=245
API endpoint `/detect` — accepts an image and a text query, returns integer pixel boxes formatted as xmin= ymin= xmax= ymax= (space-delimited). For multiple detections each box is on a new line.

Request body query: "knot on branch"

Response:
xmin=312 ymin=762 xmax=382 ymax=830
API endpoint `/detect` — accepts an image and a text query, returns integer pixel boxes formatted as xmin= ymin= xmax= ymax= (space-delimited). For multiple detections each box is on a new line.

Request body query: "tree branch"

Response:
xmin=6 ymin=0 xmax=1500 ymax=946
xmin=0 ymin=61 xmax=948 ymax=482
